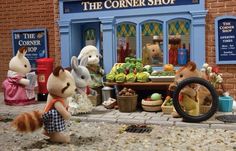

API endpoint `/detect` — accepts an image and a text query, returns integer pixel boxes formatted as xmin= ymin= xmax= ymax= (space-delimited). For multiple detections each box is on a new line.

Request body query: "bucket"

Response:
xmin=102 ymin=86 xmax=115 ymax=102
xmin=117 ymin=95 xmax=138 ymax=112
xmin=218 ymin=96 xmax=233 ymax=112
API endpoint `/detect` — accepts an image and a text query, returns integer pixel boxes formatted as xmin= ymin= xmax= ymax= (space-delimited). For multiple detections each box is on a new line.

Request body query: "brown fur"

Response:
xmin=53 ymin=66 xmax=64 ymax=77
xmin=19 ymin=47 xmax=27 ymax=53
xmin=176 ymin=61 xmax=196 ymax=74
xmin=11 ymin=110 xmax=43 ymax=133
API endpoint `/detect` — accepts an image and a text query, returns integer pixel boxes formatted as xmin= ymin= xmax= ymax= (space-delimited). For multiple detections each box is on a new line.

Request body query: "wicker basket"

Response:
xmin=161 ymin=99 xmax=173 ymax=114
xmin=200 ymin=105 xmax=211 ymax=114
xmin=88 ymin=94 xmax=101 ymax=106
xmin=141 ymin=99 xmax=163 ymax=112
xmin=117 ymin=95 xmax=138 ymax=112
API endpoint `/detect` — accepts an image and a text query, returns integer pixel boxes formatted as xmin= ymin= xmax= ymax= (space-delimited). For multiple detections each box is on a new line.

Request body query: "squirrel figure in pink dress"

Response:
xmin=2 ymin=47 xmax=36 ymax=105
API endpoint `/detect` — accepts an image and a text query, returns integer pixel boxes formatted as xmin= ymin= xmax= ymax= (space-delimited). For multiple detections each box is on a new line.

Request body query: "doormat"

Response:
xmin=125 ymin=125 xmax=152 ymax=133
xmin=216 ymin=115 xmax=236 ymax=123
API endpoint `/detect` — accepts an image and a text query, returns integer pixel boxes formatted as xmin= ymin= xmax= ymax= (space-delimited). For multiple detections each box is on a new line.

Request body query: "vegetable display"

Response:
xmin=106 ymin=57 xmax=152 ymax=82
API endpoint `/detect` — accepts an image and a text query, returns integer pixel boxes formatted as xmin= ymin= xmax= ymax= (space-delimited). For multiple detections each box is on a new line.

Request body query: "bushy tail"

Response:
xmin=11 ymin=110 xmax=43 ymax=133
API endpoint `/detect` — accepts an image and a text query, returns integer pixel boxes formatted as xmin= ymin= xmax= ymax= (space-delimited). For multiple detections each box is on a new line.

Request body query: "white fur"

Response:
xmin=78 ymin=45 xmax=101 ymax=65
xmin=9 ymin=49 xmax=31 ymax=86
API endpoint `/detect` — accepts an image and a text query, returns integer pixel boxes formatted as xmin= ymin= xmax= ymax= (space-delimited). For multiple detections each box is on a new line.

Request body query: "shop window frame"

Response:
xmin=115 ymin=22 xmax=137 ymax=62
xmin=166 ymin=18 xmax=192 ymax=67
xmin=140 ymin=20 xmax=164 ymax=67
xmin=115 ymin=17 xmax=193 ymax=70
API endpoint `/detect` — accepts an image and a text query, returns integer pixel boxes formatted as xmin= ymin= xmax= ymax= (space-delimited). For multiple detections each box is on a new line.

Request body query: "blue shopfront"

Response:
xmin=59 ymin=0 xmax=207 ymax=73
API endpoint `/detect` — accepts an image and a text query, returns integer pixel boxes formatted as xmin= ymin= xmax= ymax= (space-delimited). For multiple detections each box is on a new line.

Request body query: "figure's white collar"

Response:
xmin=7 ymin=70 xmax=24 ymax=78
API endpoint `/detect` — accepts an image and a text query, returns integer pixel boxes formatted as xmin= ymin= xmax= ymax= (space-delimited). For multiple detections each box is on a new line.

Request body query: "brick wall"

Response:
xmin=0 ymin=0 xmax=60 ymax=91
xmin=0 ymin=0 xmax=236 ymax=100
xmin=206 ymin=0 xmax=236 ymax=99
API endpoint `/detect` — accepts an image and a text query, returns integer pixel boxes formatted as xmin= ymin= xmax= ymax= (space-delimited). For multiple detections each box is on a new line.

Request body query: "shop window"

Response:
xmin=117 ymin=23 xmax=136 ymax=63
xmin=141 ymin=21 xmax=163 ymax=66
xmin=84 ymin=28 xmax=96 ymax=46
xmin=168 ymin=19 xmax=191 ymax=66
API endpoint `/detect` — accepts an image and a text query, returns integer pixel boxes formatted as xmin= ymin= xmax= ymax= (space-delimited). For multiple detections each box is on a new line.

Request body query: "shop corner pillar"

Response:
xmin=100 ymin=17 xmax=114 ymax=74
xmin=191 ymin=10 xmax=208 ymax=68
xmin=59 ymin=21 xmax=71 ymax=68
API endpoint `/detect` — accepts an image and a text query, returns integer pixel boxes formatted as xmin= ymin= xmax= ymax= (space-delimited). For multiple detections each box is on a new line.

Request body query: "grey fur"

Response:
xmin=71 ymin=56 xmax=91 ymax=89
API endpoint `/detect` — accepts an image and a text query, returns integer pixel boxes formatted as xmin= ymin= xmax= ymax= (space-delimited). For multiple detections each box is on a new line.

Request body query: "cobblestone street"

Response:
xmin=0 ymin=93 xmax=236 ymax=150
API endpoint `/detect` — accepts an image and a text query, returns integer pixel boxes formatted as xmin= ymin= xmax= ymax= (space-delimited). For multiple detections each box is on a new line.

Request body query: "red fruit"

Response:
xmin=146 ymin=98 xmax=152 ymax=101
xmin=212 ymin=66 xmax=219 ymax=73
xmin=125 ymin=68 xmax=129 ymax=74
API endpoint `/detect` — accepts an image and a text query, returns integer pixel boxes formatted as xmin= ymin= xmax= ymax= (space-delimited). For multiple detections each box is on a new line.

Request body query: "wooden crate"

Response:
xmin=161 ymin=99 xmax=173 ymax=114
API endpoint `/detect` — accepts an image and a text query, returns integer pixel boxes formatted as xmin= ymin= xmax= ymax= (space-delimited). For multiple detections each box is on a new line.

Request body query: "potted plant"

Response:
xmin=201 ymin=63 xmax=233 ymax=112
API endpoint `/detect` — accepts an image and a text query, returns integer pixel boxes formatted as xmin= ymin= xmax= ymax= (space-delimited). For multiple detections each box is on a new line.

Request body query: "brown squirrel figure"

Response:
xmin=11 ymin=66 xmax=77 ymax=143
xmin=169 ymin=61 xmax=212 ymax=117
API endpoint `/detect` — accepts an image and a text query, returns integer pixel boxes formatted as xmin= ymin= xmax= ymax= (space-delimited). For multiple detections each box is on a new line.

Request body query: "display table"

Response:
xmin=105 ymin=81 xmax=172 ymax=90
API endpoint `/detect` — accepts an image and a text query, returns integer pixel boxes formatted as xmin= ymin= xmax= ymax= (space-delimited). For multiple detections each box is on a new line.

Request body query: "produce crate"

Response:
xmin=117 ymin=95 xmax=138 ymax=112
xmin=88 ymin=94 xmax=101 ymax=106
xmin=200 ymin=105 xmax=211 ymax=114
xmin=161 ymin=99 xmax=173 ymax=114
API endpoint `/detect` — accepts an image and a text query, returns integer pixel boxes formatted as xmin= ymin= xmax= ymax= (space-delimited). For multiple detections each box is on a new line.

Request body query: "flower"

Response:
xmin=201 ymin=63 xmax=223 ymax=88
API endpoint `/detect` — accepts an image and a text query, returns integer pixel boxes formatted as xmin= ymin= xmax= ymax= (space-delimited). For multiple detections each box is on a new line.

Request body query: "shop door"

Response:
xmin=82 ymin=22 xmax=101 ymax=51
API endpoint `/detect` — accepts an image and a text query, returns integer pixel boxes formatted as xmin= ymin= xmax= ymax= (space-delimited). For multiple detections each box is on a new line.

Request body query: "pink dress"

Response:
xmin=2 ymin=71 xmax=36 ymax=106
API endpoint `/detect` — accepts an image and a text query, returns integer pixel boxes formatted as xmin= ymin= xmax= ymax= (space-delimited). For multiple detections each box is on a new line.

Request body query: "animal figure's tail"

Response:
xmin=11 ymin=110 xmax=43 ymax=133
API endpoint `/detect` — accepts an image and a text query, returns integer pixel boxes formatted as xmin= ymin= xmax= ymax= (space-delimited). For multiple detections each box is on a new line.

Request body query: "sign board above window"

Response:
xmin=63 ymin=0 xmax=200 ymax=13
xmin=12 ymin=29 xmax=48 ymax=70
xmin=215 ymin=16 xmax=236 ymax=64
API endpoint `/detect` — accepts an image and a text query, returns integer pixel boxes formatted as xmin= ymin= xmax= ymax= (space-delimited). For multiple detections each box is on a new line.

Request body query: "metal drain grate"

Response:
xmin=216 ymin=115 xmax=236 ymax=123
xmin=125 ymin=125 xmax=152 ymax=133
xmin=0 ymin=118 xmax=12 ymax=123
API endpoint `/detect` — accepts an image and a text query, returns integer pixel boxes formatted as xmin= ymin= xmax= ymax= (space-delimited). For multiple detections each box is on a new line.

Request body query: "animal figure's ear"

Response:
xmin=71 ymin=56 xmax=78 ymax=70
xmin=17 ymin=47 xmax=27 ymax=58
xmin=71 ymin=56 xmax=82 ymax=74
xmin=80 ymin=56 xmax=88 ymax=66
xmin=186 ymin=61 xmax=196 ymax=71
xmin=99 ymin=53 xmax=102 ymax=58
xmin=53 ymin=66 xmax=64 ymax=77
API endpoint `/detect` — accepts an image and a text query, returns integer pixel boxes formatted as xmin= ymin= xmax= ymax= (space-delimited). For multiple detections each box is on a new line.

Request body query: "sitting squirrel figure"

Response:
xmin=169 ymin=62 xmax=202 ymax=117
xmin=11 ymin=66 xmax=77 ymax=143
xmin=2 ymin=47 xmax=36 ymax=106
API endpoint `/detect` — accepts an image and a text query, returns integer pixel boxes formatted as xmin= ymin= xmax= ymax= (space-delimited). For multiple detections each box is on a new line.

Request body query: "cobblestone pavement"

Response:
xmin=0 ymin=93 xmax=236 ymax=150
xmin=0 ymin=93 xmax=235 ymax=131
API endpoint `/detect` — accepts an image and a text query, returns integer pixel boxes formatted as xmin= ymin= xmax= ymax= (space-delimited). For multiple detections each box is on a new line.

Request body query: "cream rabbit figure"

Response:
xmin=2 ymin=47 xmax=36 ymax=106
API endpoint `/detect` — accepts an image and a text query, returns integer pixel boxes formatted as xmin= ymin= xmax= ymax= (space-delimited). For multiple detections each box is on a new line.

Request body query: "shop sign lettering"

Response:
xmin=64 ymin=0 xmax=199 ymax=13
xmin=217 ymin=18 xmax=236 ymax=63
xmin=12 ymin=29 xmax=48 ymax=70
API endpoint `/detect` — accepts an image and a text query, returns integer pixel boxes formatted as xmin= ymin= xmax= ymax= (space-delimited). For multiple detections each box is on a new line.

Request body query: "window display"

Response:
xmin=168 ymin=19 xmax=191 ymax=66
xmin=84 ymin=28 xmax=96 ymax=46
xmin=117 ymin=23 xmax=136 ymax=63
xmin=142 ymin=22 xmax=163 ymax=66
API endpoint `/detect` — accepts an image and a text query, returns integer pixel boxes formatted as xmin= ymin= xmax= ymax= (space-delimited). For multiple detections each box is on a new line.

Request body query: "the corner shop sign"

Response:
xmin=64 ymin=0 xmax=199 ymax=13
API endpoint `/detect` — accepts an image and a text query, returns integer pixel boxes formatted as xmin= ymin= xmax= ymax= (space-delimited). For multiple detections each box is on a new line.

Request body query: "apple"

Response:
xmin=145 ymin=98 xmax=152 ymax=101
xmin=151 ymin=93 xmax=162 ymax=101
